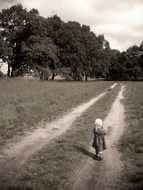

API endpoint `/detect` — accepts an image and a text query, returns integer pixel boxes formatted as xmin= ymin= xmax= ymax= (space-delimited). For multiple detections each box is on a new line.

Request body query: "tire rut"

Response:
xmin=72 ymin=84 xmax=125 ymax=190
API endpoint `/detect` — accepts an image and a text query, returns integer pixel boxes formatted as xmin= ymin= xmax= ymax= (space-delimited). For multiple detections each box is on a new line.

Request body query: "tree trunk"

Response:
xmin=40 ymin=71 xmax=44 ymax=80
xmin=11 ymin=66 xmax=14 ymax=77
xmin=7 ymin=63 xmax=11 ymax=77
xmin=51 ymin=72 xmax=55 ymax=80
xmin=85 ymin=75 xmax=88 ymax=81
xmin=134 ymin=74 xmax=137 ymax=81
xmin=11 ymin=65 xmax=16 ymax=77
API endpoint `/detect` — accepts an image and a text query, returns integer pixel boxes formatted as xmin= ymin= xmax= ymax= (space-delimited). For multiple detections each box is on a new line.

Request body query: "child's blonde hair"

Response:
xmin=95 ymin=119 xmax=103 ymax=128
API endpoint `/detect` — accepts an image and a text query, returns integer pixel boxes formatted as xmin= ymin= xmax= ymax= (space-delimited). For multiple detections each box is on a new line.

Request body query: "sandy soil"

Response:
xmin=72 ymin=84 xmax=125 ymax=190
xmin=0 ymin=83 xmax=117 ymax=170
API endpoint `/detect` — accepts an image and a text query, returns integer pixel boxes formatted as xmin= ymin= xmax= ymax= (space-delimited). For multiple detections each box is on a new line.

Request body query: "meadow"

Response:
xmin=0 ymin=80 xmax=120 ymax=190
xmin=1 ymin=79 xmax=142 ymax=190
xmin=0 ymin=78 xmax=114 ymax=148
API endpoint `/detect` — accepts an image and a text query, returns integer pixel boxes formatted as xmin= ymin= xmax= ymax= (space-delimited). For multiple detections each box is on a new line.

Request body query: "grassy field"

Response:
xmin=0 ymin=78 xmax=114 ymax=147
xmin=0 ymin=82 xmax=120 ymax=190
xmin=1 ymin=80 xmax=142 ymax=190
xmin=117 ymin=82 xmax=143 ymax=190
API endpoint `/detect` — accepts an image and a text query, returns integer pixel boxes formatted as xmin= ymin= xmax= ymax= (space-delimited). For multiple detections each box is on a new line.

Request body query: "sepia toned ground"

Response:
xmin=0 ymin=80 xmax=142 ymax=190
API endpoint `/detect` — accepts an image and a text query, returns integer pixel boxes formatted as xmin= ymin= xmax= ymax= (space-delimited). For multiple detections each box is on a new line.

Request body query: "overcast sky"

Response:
xmin=1 ymin=0 xmax=143 ymax=51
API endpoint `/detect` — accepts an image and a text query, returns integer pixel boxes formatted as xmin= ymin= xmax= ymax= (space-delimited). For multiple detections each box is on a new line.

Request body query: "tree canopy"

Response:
xmin=0 ymin=4 xmax=143 ymax=80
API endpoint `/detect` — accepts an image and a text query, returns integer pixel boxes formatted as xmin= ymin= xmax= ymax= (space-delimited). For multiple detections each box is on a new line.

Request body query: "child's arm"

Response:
xmin=101 ymin=128 xmax=106 ymax=135
xmin=97 ymin=128 xmax=106 ymax=135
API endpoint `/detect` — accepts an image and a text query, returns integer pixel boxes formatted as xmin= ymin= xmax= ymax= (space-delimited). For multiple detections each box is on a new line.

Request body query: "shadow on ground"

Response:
xmin=74 ymin=146 xmax=95 ymax=159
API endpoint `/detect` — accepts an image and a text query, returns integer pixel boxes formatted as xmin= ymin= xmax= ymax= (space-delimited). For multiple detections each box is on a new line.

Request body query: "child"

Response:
xmin=92 ymin=119 xmax=106 ymax=160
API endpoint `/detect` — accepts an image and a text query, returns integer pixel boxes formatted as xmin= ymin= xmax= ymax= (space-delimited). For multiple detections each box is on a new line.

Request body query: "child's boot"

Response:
xmin=98 ymin=152 xmax=103 ymax=160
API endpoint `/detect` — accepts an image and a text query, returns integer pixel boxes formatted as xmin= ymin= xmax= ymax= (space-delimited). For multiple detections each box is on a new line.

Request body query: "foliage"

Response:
xmin=0 ymin=4 xmax=143 ymax=80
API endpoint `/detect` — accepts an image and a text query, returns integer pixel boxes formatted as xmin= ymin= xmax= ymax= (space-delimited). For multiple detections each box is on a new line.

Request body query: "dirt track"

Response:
xmin=0 ymin=83 xmax=117 ymax=170
xmin=72 ymin=85 xmax=125 ymax=190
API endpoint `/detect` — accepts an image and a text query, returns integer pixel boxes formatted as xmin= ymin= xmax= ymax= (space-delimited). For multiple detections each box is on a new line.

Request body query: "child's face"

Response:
xmin=95 ymin=123 xmax=100 ymax=128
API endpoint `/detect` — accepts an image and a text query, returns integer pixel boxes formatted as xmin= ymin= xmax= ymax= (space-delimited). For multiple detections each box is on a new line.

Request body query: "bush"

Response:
xmin=40 ymin=67 xmax=52 ymax=80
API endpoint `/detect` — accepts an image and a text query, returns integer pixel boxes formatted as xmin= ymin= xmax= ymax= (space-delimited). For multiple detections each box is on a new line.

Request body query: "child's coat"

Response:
xmin=92 ymin=127 xmax=106 ymax=152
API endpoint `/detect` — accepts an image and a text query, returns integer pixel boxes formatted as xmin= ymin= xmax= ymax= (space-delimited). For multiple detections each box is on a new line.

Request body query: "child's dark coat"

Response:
xmin=92 ymin=127 xmax=106 ymax=152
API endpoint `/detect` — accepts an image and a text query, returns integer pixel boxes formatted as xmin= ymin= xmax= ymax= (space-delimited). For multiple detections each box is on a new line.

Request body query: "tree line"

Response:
xmin=0 ymin=4 xmax=143 ymax=81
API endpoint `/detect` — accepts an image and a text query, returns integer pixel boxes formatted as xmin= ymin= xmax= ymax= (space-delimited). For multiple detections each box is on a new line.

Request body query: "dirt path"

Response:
xmin=72 ymin=84 xmax=125 ymax=190
xmin=0 ymin=83 xmax=117 ymax=169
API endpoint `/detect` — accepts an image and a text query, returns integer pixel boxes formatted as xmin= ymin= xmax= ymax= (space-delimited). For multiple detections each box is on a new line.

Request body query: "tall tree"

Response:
xmin=139 ymin=42 xmax=143 ymax=74
xmin=126 ymin=45 xmax=142 ymax=80
xmin=0 ymin=4 xmax=40 ymax=76
xmin=46 ymin=15 xmax=64 ymax=80
xmin=23 ymin=35 xmax=59 ymax=79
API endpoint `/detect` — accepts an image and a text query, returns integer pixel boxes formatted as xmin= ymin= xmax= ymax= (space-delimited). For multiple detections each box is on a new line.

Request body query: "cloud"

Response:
xmin=0 ymin=0 xmax=20 ymax=9
xmin=106 ymin=36 xmax=134 ymax=51
xmin=1 ymin=0 xmax=143 ymax=50
xmin=91 ymin=23 xmax=143 ymax=50
xmin=104 ymin=33 xmax=142 ymax=51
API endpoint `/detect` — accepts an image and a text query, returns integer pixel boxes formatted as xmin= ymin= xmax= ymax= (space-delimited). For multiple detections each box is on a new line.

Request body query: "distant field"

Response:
xmin=0 ymin=78 xmax=114 ymax=147
xmin=118 ymin=82 xmax=143 ymax=190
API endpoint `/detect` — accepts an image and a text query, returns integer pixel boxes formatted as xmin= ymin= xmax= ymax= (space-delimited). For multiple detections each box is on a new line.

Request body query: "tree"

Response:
xmin=126 ymin=45 xmax=142 ymax=80
xmin=0 ymin=4 xmax=40 ymax=76
xmin=139 ymin=42 xmax=143 ymax=75
xmin=0 ymin=32 xmax=5 ymax=57
xmin=82 ymin=33 xmax=111 ymax=80
xmin=93 ymin=35 xmax=112 ymax=80
xmin=47 ymin=18 xmax=86 ymax=80
xmin=46 ymin=15 xmax=65 ymax=80
xmin=23 ymin=35 xmax=59 ymax=79
xmin=0 ymin=4 xmax=27 ymax=76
